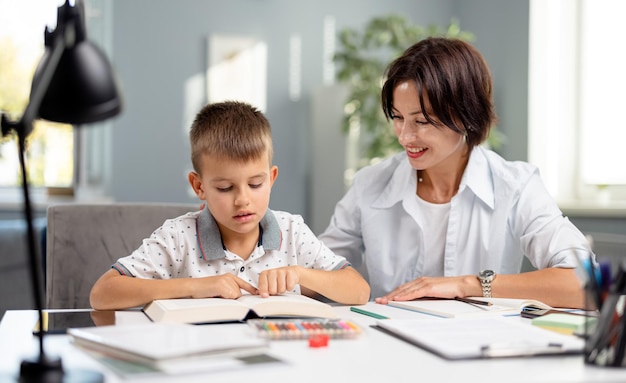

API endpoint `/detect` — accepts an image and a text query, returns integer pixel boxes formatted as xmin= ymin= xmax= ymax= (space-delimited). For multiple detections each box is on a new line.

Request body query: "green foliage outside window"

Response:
xmin=0 ymin=37 xmax=74 ymax=188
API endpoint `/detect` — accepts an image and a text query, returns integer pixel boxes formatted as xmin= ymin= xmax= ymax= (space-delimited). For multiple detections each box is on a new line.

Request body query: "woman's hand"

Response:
xmin=375 ymin=275 xmax=479 ymax=304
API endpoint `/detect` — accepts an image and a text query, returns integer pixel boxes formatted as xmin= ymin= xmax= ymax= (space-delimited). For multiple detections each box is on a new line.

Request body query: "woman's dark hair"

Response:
xmin=381 ymin=37 xmax=497 ymax=147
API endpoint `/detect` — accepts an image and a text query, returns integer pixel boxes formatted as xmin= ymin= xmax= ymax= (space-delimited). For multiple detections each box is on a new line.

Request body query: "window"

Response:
xmin=0 ymin=0 xmax=75 ymax=192
xmin=528 ymin=0 xmax=626 ymax=211
xmin=1 ymin=0 xmax=114 ymax=202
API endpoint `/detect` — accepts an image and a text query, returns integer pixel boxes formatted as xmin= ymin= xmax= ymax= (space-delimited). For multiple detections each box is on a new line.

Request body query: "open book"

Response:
xmin=143 ymin=293 xmax=338 ymax=324
xmin=68 ymin=322 xmax=273 ymax=375
xmin=387 ymin=297 xmax=552 ymax=318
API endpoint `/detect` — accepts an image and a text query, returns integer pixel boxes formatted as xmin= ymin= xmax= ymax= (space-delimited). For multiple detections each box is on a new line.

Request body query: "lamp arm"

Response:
xmin=0 ymin=2 xmax=70 ymax=375
xmin=0 ymin=1 xmax=109 ymax=381
xmin=21 ymin=32 xmax=67 ymax=135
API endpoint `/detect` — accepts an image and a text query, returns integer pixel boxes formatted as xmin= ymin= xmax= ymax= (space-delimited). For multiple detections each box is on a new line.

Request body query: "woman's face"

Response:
xmin=391 ymin=80 xmax=467 ymax=171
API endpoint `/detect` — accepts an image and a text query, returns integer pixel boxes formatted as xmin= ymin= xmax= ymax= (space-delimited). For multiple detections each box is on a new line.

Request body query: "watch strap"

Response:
xmin=478 ymin=270 xmax=495 ymax=298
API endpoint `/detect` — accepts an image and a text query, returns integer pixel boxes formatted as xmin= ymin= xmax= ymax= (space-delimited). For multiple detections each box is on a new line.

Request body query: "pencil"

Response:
xmin=350 ymin=306 xmax=389 ymax=320
xmin=454 ymin=297 xmax=493 ymax=306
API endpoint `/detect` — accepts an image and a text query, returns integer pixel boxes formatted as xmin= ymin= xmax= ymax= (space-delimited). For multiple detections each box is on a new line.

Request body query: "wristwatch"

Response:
xmin=478 ymin=270 xmax=496 ymax=298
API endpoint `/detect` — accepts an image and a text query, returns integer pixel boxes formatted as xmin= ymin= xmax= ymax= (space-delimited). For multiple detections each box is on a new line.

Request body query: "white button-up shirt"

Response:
xmin=319 ymin=146 xmax=590 ymax=299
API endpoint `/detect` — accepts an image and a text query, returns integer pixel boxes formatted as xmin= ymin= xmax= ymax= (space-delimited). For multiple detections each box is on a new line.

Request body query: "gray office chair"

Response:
xmin=45 ymin=203 xmax=198 ymax=309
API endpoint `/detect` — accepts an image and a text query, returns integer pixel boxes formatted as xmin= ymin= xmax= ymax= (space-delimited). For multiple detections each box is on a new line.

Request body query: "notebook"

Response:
xmin=387 ymin=297 xmax=552 ymax=318
xmin=68 ymin=322 xmax=270 ymax=374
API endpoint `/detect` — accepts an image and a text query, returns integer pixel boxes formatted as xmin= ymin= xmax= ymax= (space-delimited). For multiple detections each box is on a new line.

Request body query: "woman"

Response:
xmin=319 ymin=37 xmax=591 ymax=308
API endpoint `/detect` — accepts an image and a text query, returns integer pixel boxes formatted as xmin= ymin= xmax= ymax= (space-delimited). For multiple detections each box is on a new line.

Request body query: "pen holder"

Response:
xmin=584 ymin=261 xmax=626 ymax=367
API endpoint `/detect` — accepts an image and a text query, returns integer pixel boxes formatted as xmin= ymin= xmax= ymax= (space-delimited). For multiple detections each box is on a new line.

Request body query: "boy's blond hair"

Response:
xmin=189 ymin=101 xmax=273 ymax=173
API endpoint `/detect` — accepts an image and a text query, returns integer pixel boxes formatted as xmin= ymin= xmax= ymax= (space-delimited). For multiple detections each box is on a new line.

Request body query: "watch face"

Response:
xmin=480 ymin=270 xmax=495 ymax=279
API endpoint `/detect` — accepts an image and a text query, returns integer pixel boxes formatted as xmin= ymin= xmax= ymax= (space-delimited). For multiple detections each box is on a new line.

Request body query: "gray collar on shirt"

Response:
xmin=372 ymin=146 xmax=495 ymax=209
xmin=196 ymin=208 xmax=282 ymax=260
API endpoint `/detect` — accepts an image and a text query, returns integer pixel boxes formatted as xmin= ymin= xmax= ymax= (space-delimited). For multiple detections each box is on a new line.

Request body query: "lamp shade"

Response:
xmin=31 ymin=0 xmax=122 ymax=125
xmin=35 ymin=40 xmax=122 ymax=124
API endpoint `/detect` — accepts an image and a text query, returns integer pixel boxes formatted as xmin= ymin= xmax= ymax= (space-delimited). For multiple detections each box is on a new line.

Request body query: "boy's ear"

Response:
xmin=188 ymin=171 xmax=205 ymax=199
xmin=269 ymin=165 xmax=279 ymax=187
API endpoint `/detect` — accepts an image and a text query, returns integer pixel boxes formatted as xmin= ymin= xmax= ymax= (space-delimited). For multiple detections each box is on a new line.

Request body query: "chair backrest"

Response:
xmin=45 ymin=203 xmax=199 ymax=309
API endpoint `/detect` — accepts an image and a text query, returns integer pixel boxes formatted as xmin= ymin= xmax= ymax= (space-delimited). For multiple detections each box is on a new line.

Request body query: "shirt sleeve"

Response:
xmin=286 ymin=214 xmax=351 ymax=271
xmin=512 ymin=170 xmax=592 ymax=269
xmin=112 ymin=219 xmax=183 ymax=279
xmin=317 ymin=182 xmax=365 ymax=270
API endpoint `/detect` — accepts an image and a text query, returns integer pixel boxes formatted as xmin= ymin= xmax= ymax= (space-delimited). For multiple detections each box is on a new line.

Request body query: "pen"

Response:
xmin=454 ymin=297 xmax=493 ymax=306
xmin=350 ymin=306 xmax=389 ymax=320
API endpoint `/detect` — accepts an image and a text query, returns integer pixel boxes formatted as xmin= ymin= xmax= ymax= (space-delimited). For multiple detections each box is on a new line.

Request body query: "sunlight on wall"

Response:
xmin=207 ymin=35 xmax=267 ymax=112
xmin=289 ymin=34 xmax=302 ymax=101
xmin=322 ymin=15 xmax=336 ymax=86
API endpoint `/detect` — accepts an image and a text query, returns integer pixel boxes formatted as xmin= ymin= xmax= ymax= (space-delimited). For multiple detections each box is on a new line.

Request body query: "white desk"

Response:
xmin=1 ymin=304 xmax=625 ymax=383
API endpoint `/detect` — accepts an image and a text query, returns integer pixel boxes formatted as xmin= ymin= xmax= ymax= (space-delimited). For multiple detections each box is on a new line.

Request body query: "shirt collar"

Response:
xmin=196 ymin=208 xmax=282 ymax=261
xmin=372 ymin=154 xmax=416 ymax=209
xmin=461 ymin=146 xmax=495 ymax=209
xmin=372 ymin=146 xmax=495 ymax=209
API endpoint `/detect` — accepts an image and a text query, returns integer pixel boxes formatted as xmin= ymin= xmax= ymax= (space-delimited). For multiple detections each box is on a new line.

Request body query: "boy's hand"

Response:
xmin=257 ymin=266 xmax=301 ymax=298
xmin=192 ymin=273 xmax=258 ymax=299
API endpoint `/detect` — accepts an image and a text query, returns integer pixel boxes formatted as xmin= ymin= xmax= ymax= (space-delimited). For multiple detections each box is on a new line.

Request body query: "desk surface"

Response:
xmin=1 ymin=304 xmax=625 ymax=383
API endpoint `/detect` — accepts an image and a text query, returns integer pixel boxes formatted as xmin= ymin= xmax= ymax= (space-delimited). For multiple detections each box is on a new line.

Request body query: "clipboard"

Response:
xmin=374 ymin=316 xmax=585 ymax=360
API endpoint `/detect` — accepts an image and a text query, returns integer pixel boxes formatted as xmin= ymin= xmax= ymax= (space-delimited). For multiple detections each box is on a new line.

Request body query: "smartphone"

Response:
xmin=33 ymin=310 xmax=114 ymax=335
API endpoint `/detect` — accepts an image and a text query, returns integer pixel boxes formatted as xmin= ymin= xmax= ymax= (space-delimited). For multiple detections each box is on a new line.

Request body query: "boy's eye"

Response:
xmin=250 ymin=183 xmax=263 ymax=189
xmin=216 ymin=186 xmax=232 ymax=192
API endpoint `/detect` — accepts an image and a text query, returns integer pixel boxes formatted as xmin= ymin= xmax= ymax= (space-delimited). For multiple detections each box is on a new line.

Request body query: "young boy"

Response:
xmin=89 ymin=101 xmax=370 ymax=310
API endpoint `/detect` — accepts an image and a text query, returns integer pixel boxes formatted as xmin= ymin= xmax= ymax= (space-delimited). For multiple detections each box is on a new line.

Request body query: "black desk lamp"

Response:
xmin=0 ymin=0 xmax=122 ymax=381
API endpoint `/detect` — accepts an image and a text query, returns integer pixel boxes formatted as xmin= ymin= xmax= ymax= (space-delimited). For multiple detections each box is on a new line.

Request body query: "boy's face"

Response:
xmin=188 ymin=152 xmax=278 ymax=240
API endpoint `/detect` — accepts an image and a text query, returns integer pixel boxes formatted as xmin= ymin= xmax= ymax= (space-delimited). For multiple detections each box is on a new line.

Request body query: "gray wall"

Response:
xmin=455 ymin=0 xmax=529 ymax=162
xmin=108 ymin=0 xmax=526 ymax=227
xmin=0 ymin=0 xmax=533 ymax=320
xmin=105 ymin=0 xmax=625 ymax=260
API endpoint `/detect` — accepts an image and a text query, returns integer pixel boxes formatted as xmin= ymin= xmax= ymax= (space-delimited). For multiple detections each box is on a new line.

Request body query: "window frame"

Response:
xmin=528 ymin=0 xmax=626 ymax=216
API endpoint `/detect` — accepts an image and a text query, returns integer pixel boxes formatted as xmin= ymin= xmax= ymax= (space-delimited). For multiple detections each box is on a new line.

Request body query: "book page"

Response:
xmin=376 ymin=317 xmax=584 ymax=360
xmin=155 ymin=298 xmax=246 ymax=310
xmin=475 ymin=297 xmax=552 ymax=310
xmin=237 ymin=293 xmax=338 ymax=319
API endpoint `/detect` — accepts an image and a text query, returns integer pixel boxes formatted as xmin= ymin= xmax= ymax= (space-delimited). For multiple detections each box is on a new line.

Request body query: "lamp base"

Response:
xmin=0 ymin=356 xmax=103 ymax=383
